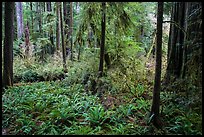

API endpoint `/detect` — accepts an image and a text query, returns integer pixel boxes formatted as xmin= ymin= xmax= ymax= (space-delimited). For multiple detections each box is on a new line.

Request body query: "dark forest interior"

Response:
xmin=2 ymin=2 xmax=202 ymax=135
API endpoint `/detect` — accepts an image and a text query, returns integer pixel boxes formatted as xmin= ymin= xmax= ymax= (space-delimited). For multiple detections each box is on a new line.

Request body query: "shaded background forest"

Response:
xmin=2 ymin=2 xmax=202 ymax=135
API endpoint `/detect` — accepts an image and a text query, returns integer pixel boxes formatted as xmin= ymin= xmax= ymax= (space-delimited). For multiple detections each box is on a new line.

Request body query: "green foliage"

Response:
xmin=130 ymin=83 xmax=145 ymax=97
xmin=2 ymin=2 xmax=201 ymax=135
xmin=22 ymin=69 xmax=39 ymax=82
xmin=42 ymin=12 xmax=56 ymax=34
xmin=83 ymin=105 xmax=108 ymax=126
xmin=13 ymin=56 xmax=65 ymax=83
xmin=13 ymin=39 xmax=24 ymax=57
xmin=4 ymin=59 xmax=202 ymax=135
xmin=160 ymin=91 xmax=202 ymax=135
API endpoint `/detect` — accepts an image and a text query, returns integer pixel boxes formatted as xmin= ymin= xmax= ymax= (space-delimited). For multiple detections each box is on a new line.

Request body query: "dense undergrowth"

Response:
xmin=2 ymin=49 xmax=202 ymax=135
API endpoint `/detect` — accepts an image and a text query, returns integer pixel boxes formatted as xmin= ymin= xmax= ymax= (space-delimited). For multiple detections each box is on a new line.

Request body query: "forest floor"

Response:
xmin=2 ymin=52 xmax=202 ymax=135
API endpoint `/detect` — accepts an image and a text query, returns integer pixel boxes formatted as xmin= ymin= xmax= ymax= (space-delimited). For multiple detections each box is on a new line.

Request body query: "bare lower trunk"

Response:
xmin=3 ymin=2 xmax=14 ymax=87
xmin=56 ymin=2 xmax=60 ymax=51
xmin=70 ymin=2 xmax=73 ymax=61
xmin=98 ymin=2 xmax=106 ymax=77
xmin=60 ymin=3 xmax=67 ymax=72
xmin=150 ymin=2 xmax=163 ymax=128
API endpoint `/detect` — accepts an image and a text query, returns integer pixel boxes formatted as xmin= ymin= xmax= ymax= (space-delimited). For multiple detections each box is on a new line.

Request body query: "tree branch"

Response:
xmin=163 ymin=20 xmax=186 ymax=35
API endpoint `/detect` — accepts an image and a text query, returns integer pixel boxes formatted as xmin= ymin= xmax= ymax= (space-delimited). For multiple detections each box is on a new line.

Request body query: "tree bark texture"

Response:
xmin=56 ymin=2 xmax=61 ymax=51
xmin=150 ymin=2 xmax=163 ymax=128
xmin=15 ymin=2 xmax=24 ymax=39
xmin=63 ymin=2 xmax=70 ymax=47
xmin=47 ymin=2 xmax=54 ymax=46
xmin=166 ymin=2 xmax=202 ymax=86
xmin=30 ymin=2 xmax=33 ymax=34
xmin=60 ymin=3 xmax=67 ymax=72
xmin=98 ymin=2 xmax=106 ymax=77
xmin=70 ymin=2 xmax=73 ymax=61
xmin=3 ymin=2 xmax=15 ymax=87
xmin=25 ymin=22 xmax=30 ymax=58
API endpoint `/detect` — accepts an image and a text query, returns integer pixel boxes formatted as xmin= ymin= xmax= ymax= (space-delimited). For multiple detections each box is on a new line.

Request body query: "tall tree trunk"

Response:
xmin=47 ymin=2 xmax=54 ymax=46
xmin=56 ymin=2 xmax=60 ymax=51
xmin=24 ymin=22 xmax=30 ymax=59
xmin=36 ymin=2 xmax=42 ymax=34
xmin=70 ymin=2 xmax=73 ymax=61
xmin=15 ymin=2 xmax=24 ymax=39
xmin=39 ymin=2 xmax=42 ymax=34
xmin=46 ymin=2 xmax=51 ymax=13
xmin=104 ymin=51 xmax=110 ymax=69
xmin=60 ymin=2 xmax=67 ymax=72
xmin=98 ymin=2 xmax=106 ymax=77
xmin=181 ymin=2 xmax=189 ymax=79
xmin=165 ymin=2 xmax=201 ymax=86
xmin=3 ymin=2 xmax=14 ymax=88
xmin=63 ymin=2 xmax=69 ymax=45
xmin=182 ymin=2 xmax=202 ymax=86
xmin=175 ymin=3 xmax=185 ymax=77
xmin=167 ymin=4 xmax=173 ymax=63
xmin=150 ymin=2 xmax=163 ymax=128
xmin=30 ymin=2 xmax=33 ymax=34
xmin=43 ymin=2 xmax=46 ymax=12
xmin=41 ymin=2 xmax=47 ymax=38
xmin=165 ymin=3 xmax=178 ymax=83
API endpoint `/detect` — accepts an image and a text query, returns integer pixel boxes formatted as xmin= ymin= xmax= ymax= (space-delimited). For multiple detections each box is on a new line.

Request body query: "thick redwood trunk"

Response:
xmin=3 ymin=2 xmax=15 ymax=87
xmin=98 ymin=2 xmax=106 ymax=77
xmin=165 ymin=2 xmax=202 ymax=87
xmin=15 ymin=2 xmax=24 ymax=39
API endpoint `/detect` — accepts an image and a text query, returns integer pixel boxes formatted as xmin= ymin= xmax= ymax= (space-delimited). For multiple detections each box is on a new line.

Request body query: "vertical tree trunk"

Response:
xmin=104 ymin=51 xmax=110 ymax=69
xmin=42 ymin=2 xmax=46 ymax=38
xmin=165 ymin=3 xmax=178 ymax=82
xmin=77 ymin=43 xmax=81 ymax=61
xmin=182 ymin=2 xmax=202 ymax=86
xmin=63 ymin=2 xmax=71 ymax=58
xmin=98 ymin=2 xmax=106 ymax=77
xmin=36 ymin=2 xmax=42 ymax=34
xmin=43 ymin=2 xmax=46 ymax=12
xmin=56 ymin=2 xmax=60 ymax=51
xmin=165 ymin=2 xmax=201 ymax=83
xmin=3 ymin=2 xmax=14 ymax=87
xmin=30 ymin=2 xmax=33 ymax=34
xmin=38 ymin=2 xmax=42 ymax=34
xmin=175 ymin=3 xmax=185 ymax=77
xmin=60 ymin=2 xmax=67 ymax=72
xmin=77 ymin=35 xmax=83 ymax=61
xmin=167 ymin=4 xmax=173 ymax=63
xmin=181 ymin=2 xmax=189 ymax=79
xmin=150 ymin=2 xmax=163 ymax=128
xmin=46 ymin=2 xmax=51 ymax=12
xmin=70 ymin=2 xmax=73 ymax=61
xmin=35 ymin=2 xmax=38 ymax=32
xmin=47 ymin=2 xmax=54 ymax=46
xmin=24 ymin=22 xmax=30 ymax=59
xmin=15 ymin=2 xmax=24 ymax=39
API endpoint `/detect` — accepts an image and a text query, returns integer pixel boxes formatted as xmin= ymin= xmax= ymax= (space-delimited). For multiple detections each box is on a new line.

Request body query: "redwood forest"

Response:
xmin=2 ymin=2 xmax=202 ymax=135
